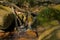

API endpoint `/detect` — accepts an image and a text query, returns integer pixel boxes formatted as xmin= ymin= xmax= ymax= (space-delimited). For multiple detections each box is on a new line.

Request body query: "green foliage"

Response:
xmin=37 ymin=7 xmax=52 ymax=25
xmin=6 ymin=0 xmax=18 ymax=4
xmin=27 ymin=0 xmax=36 ymax=7
xmin=17 ymin=0 xmax=25 ymax=6
xmin=36 ymin=7 xmax=60 ymax=26
xmin=0 ymin=0 xmax=37 ymax=7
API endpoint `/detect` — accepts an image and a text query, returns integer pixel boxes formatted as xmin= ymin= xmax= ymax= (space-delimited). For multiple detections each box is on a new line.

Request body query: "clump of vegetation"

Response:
xmin=36 ymin=7 xmax=60 ymax=27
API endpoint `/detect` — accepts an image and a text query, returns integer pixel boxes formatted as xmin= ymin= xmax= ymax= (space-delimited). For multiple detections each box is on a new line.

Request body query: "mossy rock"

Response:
xmin=50 ymin=20 xmax=59 ymax=26
xmin=42 ymin=22 xmax=51 ymax=29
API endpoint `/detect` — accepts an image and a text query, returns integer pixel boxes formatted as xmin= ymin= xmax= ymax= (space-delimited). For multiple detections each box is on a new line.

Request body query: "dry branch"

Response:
xmin=38 ymin=26 xmax=60 ymax=40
